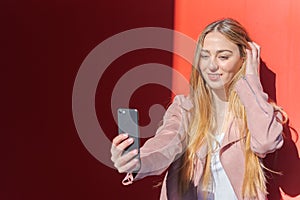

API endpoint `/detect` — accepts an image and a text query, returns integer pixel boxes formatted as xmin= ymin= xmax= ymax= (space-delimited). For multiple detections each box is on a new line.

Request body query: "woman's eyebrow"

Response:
xmin=216 ymin=50 xmax=233 ymax=54
xmin=200 ymin=49 xmax=209 ymax=53
xmin=200 ymin=49 xmax=233 ymax=54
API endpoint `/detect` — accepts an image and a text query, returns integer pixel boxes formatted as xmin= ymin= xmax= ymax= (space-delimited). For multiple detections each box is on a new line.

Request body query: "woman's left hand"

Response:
xmin=245 ymin=42 xmax=260 ymax=76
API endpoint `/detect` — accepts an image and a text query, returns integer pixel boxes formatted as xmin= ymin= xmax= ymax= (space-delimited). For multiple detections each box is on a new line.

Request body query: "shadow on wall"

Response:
xmin=259 ymin=60 xmax=300 ymax=199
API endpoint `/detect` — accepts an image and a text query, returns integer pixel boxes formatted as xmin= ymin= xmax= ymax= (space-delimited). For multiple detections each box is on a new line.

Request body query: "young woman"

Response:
xmin=111 ymin=18 xmax=287 ymax=199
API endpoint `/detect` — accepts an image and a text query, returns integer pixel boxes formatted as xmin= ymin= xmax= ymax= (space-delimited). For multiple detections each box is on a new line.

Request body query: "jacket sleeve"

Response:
xmin=235 ymin=74 xmax=284 ymax=158
xmin=123 ymin=95 xmax=188 ymax=184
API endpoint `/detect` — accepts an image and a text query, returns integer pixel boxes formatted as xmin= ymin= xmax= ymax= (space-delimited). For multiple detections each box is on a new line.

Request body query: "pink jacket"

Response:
xmin=124 ymin=74 xmax=283 ymax=200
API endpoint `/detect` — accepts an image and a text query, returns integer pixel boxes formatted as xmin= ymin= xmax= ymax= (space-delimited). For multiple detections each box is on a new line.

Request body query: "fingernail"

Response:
xmin=128 ymin=138 xmax=134 ymax=143
xmin=132 ymin=149 xmax=138 ymax=155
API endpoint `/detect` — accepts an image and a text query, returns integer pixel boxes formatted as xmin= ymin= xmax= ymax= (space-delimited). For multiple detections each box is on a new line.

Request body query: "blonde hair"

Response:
xmin=179 ymin=18 xmax=287 ymax=198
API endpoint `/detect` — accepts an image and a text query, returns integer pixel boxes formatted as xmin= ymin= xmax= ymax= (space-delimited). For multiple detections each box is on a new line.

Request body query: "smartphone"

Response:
xmin=117 ymin=108 xmax=140 ymax=166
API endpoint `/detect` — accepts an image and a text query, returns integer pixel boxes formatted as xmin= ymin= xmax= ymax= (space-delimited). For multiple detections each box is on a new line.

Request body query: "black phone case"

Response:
xmin=117 ymin=108 xmax=140 ymax=166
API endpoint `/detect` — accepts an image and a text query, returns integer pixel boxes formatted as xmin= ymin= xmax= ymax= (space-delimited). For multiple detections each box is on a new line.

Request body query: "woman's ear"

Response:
xmin=239 ymin=56 xmax=246 ymax=68
xmin=242 ymin=56 xmax=246 ymax=63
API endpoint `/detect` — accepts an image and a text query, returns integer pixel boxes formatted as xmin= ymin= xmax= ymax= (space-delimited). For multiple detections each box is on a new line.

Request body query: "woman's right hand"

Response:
xmin=110 ymin=133 xmax=140 ymax=173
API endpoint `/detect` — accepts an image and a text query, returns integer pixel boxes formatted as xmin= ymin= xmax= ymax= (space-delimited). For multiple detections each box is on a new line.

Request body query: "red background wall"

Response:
xmin=173 ymin=0 xmax=300 ymax=199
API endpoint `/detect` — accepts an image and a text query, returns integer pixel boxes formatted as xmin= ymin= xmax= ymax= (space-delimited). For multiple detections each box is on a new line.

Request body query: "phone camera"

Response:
xmin=119 ymin=109 xmax=126 ymax=114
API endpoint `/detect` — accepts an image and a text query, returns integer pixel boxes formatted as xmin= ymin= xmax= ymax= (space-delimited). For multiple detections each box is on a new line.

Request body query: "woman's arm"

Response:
xmin=235 ymin=42 xmax=284 ymax=158
xmin=111 ymin=95 xmax=189 ymax=185
xmin=235 ymin=74 xmax=284 ymax=158
xmin=135 ymin=95 xmax=188 ymax=179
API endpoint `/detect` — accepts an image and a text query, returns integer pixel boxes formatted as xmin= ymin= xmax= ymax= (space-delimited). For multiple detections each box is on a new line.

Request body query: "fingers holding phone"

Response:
xmin=110 ymin=133 xmax=130 ymax=162
xmin=110 ymin=108 xmax=141 ymax=173
xmin=111 ymin=134 xmax=140 ymax=173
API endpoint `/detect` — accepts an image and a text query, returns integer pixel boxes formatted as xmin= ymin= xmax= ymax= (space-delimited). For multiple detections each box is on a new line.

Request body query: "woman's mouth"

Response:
xmin=207 ymin=73 xmax=222 ymax=81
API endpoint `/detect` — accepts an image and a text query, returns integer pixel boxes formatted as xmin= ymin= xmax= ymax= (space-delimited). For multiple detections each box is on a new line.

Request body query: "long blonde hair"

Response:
xmin=179 ymin=18 xmax=287 ymax=198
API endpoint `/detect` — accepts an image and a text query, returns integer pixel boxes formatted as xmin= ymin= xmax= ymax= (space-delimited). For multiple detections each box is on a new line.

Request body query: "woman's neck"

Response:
xmin=211 ymin=89 xmax=229 ymax=134
xmin=211 ymin=87 xmax=228 ymax=102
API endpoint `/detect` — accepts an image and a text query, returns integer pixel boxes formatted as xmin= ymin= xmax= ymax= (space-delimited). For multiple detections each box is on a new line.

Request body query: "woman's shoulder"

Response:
xmin=172 ymin=94 xmax=194 ymax=111
xmin=162 ymin=95 xmax=193 ymax=121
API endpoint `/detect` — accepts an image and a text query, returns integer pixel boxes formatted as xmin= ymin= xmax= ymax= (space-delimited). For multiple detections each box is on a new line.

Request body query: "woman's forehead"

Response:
xmin=202 ymin=32 xmax=238 ymax=51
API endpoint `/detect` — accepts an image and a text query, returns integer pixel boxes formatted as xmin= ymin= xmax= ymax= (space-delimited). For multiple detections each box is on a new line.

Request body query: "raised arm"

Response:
xmin=111 ymin=95 xmax=190 ymax=184
xmin=135 ymin=95 xmax=189 ymax=179
xmin=235 ymin=42 xmax=284 ymax=158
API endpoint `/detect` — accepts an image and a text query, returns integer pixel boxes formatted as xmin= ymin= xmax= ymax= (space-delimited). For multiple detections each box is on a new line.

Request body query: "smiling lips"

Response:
xmin=207 ymin=73 xmax=222 ymax=81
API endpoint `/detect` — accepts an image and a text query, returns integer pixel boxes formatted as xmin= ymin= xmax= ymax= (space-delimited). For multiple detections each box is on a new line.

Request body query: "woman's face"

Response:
xmin=199 ymin=31 xmax=244 ymax=91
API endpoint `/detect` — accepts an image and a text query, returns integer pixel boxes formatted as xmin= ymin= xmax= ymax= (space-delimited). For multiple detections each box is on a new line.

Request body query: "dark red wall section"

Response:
xmin=1 ymin=1 xmax=174 ymax=199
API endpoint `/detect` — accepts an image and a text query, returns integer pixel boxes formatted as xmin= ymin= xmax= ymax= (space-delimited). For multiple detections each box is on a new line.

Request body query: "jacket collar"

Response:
xmin=176 ymin=94 xmax=193 ymax=111
xmin=196 ymin=117 xmax=246 ymax=160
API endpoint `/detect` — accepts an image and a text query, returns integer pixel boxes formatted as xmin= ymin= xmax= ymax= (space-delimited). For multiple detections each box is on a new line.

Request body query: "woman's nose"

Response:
xmin=208 ymin=58 xmax=218 ymax=71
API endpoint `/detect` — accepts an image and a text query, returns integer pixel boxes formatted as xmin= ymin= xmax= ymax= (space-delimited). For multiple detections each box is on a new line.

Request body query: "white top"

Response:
xmin=198 ymin=133 xmax=238 ymax=200
xmin=209 ymin=132 xmax=238 ymax=200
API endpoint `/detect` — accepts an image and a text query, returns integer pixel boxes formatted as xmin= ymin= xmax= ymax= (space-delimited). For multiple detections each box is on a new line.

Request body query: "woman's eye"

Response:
xmin=200 ymin=55 xmax=209 ymax=59
xmin=219 ymin=56 xmax=229 ymax=60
